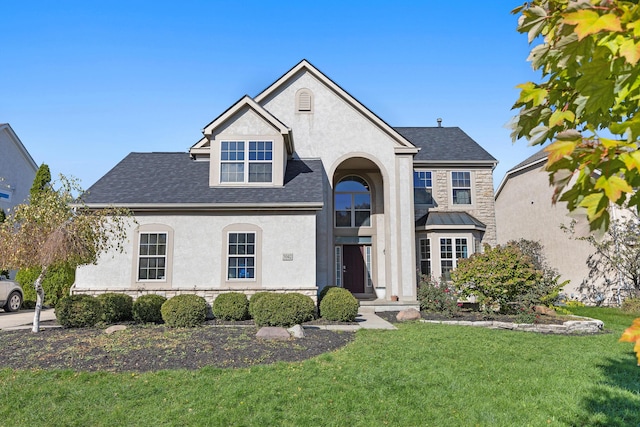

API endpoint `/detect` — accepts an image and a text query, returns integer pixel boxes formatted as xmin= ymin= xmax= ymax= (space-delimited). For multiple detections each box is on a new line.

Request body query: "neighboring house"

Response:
xmin=0 ymin=123 xmax=38 ymax=279
xmin=73 ymin=60 xmax=497 ymax=309
xmin=495 ymin=149 xmax=610 ymax=302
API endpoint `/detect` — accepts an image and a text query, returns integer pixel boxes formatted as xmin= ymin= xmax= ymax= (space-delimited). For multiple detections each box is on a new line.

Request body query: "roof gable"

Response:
xmin=191 ymin=95 xmax=294 ymax=155
xmin=0 ymin=123 xmax=38 ymax=172
xmin=254 ymin=59 xmax=418 ymax=154
xmin=494 ymin=148 xmax=548 ymax=199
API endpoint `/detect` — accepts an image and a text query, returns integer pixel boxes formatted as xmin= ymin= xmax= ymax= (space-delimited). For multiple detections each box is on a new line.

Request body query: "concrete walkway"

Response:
xmin=0 ymin=308 xmax=58 ymax=330
xmin=306 ymin=312 xmax=397 ymax=331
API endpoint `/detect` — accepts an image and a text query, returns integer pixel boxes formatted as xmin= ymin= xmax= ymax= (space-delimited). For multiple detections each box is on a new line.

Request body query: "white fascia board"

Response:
xmin=80 ymin=202 xmax=324 ymax=212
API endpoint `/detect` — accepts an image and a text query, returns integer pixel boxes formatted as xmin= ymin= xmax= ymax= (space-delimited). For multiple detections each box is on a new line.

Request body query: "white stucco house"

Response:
xmin=73 ymin=60 xmax=497 ymax=309
xmin=0 ymin=123 xmax=39 ymax=279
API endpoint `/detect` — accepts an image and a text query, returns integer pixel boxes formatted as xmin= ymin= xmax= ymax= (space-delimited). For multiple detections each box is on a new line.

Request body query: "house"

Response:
xmin=494 ymin=149 xmax=623 ymax=303
xmin=0 ymin=123 xmax=39 ymax=279
xmin=73 ymin=60 xmax=497 ymax=309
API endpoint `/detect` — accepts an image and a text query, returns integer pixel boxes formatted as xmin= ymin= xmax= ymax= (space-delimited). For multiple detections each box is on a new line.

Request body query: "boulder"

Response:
xmin=256 ymin=326 xmax=291 ymax=340
xmin=533 ymin=305 xmax=557 ymax=316
xmin=396 ymin=308 xmax=421 ymax=321
xmin=105 ymin=325 xmax=127 ymax=334
xmin=287 ymin=324 xmax=305 ymax=338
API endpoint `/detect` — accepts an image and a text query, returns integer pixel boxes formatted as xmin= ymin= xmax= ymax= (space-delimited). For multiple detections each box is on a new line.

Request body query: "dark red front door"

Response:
xmin=343 ymin=245 xmax=365 ymax=293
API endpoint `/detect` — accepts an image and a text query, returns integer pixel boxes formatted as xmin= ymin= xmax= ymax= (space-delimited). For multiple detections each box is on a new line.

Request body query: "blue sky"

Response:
xmin=1 ymin=1 xmax=541 ymax=190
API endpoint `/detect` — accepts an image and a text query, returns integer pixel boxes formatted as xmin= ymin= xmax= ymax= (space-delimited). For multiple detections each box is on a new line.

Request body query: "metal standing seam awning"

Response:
xmin=415 ymin=211 xmax=486 ymax=232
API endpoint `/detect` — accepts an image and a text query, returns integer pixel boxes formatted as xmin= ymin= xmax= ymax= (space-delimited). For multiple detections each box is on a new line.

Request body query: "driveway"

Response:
xmin=0 ymin=308 xmax=57 ymax=330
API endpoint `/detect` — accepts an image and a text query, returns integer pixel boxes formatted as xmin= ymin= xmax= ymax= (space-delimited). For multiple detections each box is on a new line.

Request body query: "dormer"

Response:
xmin=190 ymin=96 xmax=294 ymax=187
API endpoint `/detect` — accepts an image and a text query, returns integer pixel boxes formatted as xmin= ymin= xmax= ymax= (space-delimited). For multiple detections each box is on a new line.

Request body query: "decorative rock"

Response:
xmin=287 ymin=324 xmax=305 ymax=338
xmin=534 ymin=305 xmax=557 ymax=316
xmin=256 ymin=326 xmax=291 ymax=340
xmin=105 ymin=325 xmax=127 ymax=334
xmin=396 ymin=308 xmax=421 ymax=321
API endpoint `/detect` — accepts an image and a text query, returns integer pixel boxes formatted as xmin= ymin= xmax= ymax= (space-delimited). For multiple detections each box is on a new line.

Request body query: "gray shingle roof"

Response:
xmin=416 ymin=211 xmax=486 ymax=229
xmin=394 ymin=127 xmax=497 ymax=163
xmin=506 ymin=148 xmax=547 ymax=172
xmin=81 ymin=153 xmax=325 ymax=207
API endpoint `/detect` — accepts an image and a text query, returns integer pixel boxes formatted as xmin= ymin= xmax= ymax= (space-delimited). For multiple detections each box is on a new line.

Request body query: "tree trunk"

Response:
xmin=32 ymin=267 xmax=47 ymax=333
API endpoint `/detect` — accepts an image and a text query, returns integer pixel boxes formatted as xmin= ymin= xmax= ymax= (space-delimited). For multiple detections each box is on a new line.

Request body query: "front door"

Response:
xmin=343 ymin=245 xmax=365 ymax=293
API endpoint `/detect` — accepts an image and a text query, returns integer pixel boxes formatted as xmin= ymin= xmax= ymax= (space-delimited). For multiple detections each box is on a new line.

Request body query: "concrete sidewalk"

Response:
xmin=306 ymin=312 xmax=397 ymax=331
xmin=0 ymin=308 xmax=58 ymax=330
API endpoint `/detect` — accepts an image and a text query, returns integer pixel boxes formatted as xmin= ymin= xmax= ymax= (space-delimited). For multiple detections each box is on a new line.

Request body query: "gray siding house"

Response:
xmin=73 ymin=60 xmax=497 ymax=309
xmin=0 ymin=123 xmax=38 ymax=279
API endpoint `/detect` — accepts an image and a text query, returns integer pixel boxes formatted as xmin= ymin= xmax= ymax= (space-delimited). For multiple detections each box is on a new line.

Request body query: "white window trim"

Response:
xmin=451 ymin=171 xmax=473 ymax=205
xmin=132 ymin=224 xmax=174 ymax=289
xmin=220 ymin=140 xmax=274 ymax=184
xmin=419 ymin=237 xmax=431 ymax=276
xmin=226 ymin=231 xmax=257 ymax=282
xmin=440 ymin=237 xmax=468 ymax=279
xmin=222 ymin=224 xmax=263 ymax=287
xmin=334 ymin=176 xmax=372 ymax=228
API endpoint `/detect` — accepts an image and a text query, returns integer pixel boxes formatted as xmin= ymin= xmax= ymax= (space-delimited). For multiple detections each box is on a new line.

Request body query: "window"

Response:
xmin=227 ymin=232 xmax=255 ymax=279
xmin=452 ymin=171 xmax=471 ymax=204
xmin=220 ymin=140 xmax=273 ymax=183
xmin=138 ymin=233 xmax=167 ymax=280
xmin=335 ymin=246 xmax=342 ymax=287
xmin=334 ymin=176 xmax=371 ymax=228
xmin=419 ymin=238 xmax=431 ymax=276
xmin=414 ymin=171 xmax=433 ymax=204
xmin=440 ymin=237 xmax=467 ymax=280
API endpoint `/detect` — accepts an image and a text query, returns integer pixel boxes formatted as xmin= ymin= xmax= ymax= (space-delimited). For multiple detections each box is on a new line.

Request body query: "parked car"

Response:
xmin=0 ymin=279 xmax=23 ymax=312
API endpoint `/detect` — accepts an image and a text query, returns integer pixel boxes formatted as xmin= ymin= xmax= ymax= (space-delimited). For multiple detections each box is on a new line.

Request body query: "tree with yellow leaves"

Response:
xmin=512 ymin=0 xmax=640 ymax=232
xmin=0 ymin=176 xmax=131 ymax=332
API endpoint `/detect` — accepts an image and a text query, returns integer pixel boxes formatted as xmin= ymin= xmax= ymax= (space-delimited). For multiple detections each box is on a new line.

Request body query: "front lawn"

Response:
xmin=1 ymin=307 xmax=639 ymax=426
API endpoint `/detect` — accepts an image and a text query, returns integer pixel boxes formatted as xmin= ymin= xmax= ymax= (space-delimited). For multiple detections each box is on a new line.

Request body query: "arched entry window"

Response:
xmin=335 ymin=176 xmax=371 ymax=227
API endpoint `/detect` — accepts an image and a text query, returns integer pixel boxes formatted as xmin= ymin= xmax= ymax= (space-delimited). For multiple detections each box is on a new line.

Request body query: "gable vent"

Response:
xmin=296 ymin=89 xmax=313 ymax=112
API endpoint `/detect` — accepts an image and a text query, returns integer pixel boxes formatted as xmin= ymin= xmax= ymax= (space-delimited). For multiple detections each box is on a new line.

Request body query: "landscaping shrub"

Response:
xmin=16 ymin=263 xmax=75 ymax=308
xmin=252 ymin=293 xmax=315 ymax=327
xmin=622 ymin=296 xmax=640 ymax=314
xmin=248 ymin=292 xmax=270 ymax=319
xmin=97 ymin=293 xmax=133 ymax=324
xmin=56 ymin=294 xmax=103 ymax=328
xmin=317 ymin=285 xmax=337 ymax=307
xmin=452 ymin=243 xmax=554 ymax=314
xmin=213 ymin=292 xmax=249 ymax=321
xmin=132 ymin=294 xmax=167 ymax=324
xmin=417 ymin=275 xmax=460 ymax=317
xmin=319 ymin=287 xmax=359 ymax=322
xmin=161 ymin=294 xmax=207 ymax=327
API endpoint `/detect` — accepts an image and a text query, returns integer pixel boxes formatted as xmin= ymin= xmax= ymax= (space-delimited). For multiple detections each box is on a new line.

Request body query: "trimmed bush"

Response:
xmin=97 ymin=293 xmax=133 ymax=324
xmin=161 ymin=294 xmax=207 ymax=327
xmin=248 ymin=292 xmax=271 ymax=319
xmin=213 ymin=292 xmax=249 ymax=321
xmin=319 ymin=287 xmax=359 ymax=322
xmin=317 ymin=286 xmax=337 ymax=307
xmin=56 ymin=294 xmax=103 ymax=328
xmin=132 ymin=294 xmax=166 ymax=324
xmin=252 ymin=293 xmax=315 ymax=327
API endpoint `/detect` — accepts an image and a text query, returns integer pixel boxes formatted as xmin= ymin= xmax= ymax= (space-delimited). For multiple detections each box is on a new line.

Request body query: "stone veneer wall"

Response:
xmin=417 ymin=168 xmax=497 ymax=247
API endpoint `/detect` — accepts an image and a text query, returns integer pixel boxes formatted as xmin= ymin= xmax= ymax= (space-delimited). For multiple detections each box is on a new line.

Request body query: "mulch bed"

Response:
xmin=0 ymin=321 xmax=355 ymax=373
xmin=0 ymin=310 xmax=574 ymax=373
xmin=376 ymin=310 xmax=573 ymax=325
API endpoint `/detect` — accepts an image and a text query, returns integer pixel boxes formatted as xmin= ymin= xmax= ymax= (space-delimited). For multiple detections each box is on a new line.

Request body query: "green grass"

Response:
xmin=1 ymin=308 xmax=639 ymax=426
